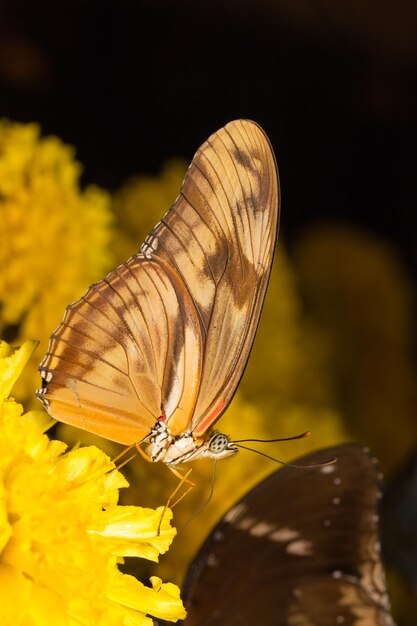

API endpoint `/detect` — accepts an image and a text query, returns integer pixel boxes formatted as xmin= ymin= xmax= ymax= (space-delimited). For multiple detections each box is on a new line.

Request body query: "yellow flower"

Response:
xmin=0 ymin=340 xmax=186 ymax=625
xmin=0 ymin=120 xmax=114 ymax=404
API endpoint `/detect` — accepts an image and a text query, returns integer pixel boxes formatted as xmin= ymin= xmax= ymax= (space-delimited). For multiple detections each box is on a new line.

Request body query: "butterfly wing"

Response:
xmin=141 ymin=119 xmax=279 ymax=436
xmin=38 ymin=119 xmax=279 ymax=444
xmin=38 ymin=256 xmax=202 ymax=444
xmin=181 ymin=444 xmax=396 ymax=626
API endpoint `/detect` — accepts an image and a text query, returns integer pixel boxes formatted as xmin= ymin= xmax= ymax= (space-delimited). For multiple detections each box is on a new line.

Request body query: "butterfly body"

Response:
xmin=145 ymin=420 xmax=237 ymax=465
xmin=37 ymin=119 xmax=279 ymax=462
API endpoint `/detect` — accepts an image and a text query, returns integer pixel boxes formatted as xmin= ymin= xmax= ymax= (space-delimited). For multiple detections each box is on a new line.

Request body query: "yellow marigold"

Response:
xmin=0 ymin=340 xmax=186 ymax=625
xmin=0 ymin=120 xmax=113 ymax=403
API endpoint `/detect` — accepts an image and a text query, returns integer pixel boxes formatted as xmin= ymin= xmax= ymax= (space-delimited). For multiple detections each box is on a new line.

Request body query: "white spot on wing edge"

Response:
xmin=237 ymin=515 xmax=256 ymax=531
xmin=320 ymin=464 xmax=336 ymax=474
xmin=269 ymin=527 xmax=300 ymax=542
xmin=224 ymin=502 xmax=247 ymax=524
xmin=249 ymin=521 xmax=276 ymax=538
xmin=41 ymin=397 xmax=49 ymax=408
xmin=40 ymin=369 xmax=53 ymax=383
xmin=141 ymin=234 xmax=159 ymax=254
xmin=206 ymin=553 xmax=219 ymax=567
xmin=285 ymin=539 xmax=313 ymax=556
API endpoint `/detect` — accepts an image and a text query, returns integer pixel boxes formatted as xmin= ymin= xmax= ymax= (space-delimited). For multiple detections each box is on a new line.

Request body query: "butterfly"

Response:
xmin=37 ymin=119 xmax=279 ymax=467
xmin=177 ymin=444 xmax=396 ymax=626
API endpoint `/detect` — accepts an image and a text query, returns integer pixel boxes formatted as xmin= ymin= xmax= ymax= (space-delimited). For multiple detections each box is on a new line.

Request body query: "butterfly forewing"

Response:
xmin=141 ymin=120 xmax=279 ymax=436
xmin=181 ymin=445 xmax=395 ymax=626
xmin=38 ymin=119 xmax=279 ymax=446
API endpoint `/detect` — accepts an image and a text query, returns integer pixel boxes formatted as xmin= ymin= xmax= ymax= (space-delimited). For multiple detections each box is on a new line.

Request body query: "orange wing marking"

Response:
xmin=193 ymin=400 xmax=226 ymax=438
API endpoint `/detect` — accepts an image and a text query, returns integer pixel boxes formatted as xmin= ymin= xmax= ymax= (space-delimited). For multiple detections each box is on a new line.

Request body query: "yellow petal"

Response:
xmin=29 ymin=583 xmax=68 ymax=626
xmin=90 ymin=506 xmax=176 ymax=561
xmin=0 ymin=483 xmax=12 ymax=553
xmin=0 ymin=563 xmax=32 ymax=624
xmin=22 ymin=409 xmax=56 ymax=433
xmin=0 ymin=340 xmax=39 ymax=401
xmin=107 ymin=571 xmax=186 ymax=622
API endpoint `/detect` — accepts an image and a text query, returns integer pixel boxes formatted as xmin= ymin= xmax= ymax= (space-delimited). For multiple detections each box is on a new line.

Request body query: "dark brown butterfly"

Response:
xmin=37 ymin=120 xmax=279 ymax=467
xmin=177 ymin=444 xmax=396 ymax=626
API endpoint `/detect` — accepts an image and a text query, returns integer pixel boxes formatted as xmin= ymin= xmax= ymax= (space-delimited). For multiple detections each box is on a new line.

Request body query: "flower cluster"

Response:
xmin=0 ymin=340 xmax=185 ymax=625
xmin=0 ymin=120 xmax=113 ymax=403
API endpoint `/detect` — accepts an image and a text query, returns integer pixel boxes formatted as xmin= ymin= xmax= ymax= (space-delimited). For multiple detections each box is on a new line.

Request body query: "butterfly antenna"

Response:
xmin=178 ymin=460 xmax=218 ymax=534
xmin=234 ymin=431 xmax=311 ymax=444
xmin=235 ymin=443 xmax=336 ymax=469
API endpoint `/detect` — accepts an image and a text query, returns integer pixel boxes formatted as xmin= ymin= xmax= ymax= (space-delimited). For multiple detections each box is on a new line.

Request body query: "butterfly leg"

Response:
xmin=111 ymin=444 xmax=138 ymax=470
xmin=134 ymin=442 xmax=153 ymax=463
xmin=157 ymin=467 xmax=195 ymax=535
xmin=111 ymin=435 xmax=154 ymax=471
xmin=167 ymin=466 xmax=196 ymax=508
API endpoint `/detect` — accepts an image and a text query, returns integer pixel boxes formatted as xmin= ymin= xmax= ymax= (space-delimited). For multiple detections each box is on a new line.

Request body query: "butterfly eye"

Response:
xmin=209 ymin=433 xmax=230 ymax=455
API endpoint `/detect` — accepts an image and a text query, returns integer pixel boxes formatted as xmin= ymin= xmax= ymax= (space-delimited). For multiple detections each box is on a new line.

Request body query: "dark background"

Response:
xmin=1 ymin=0 xmax=416 ymax=271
